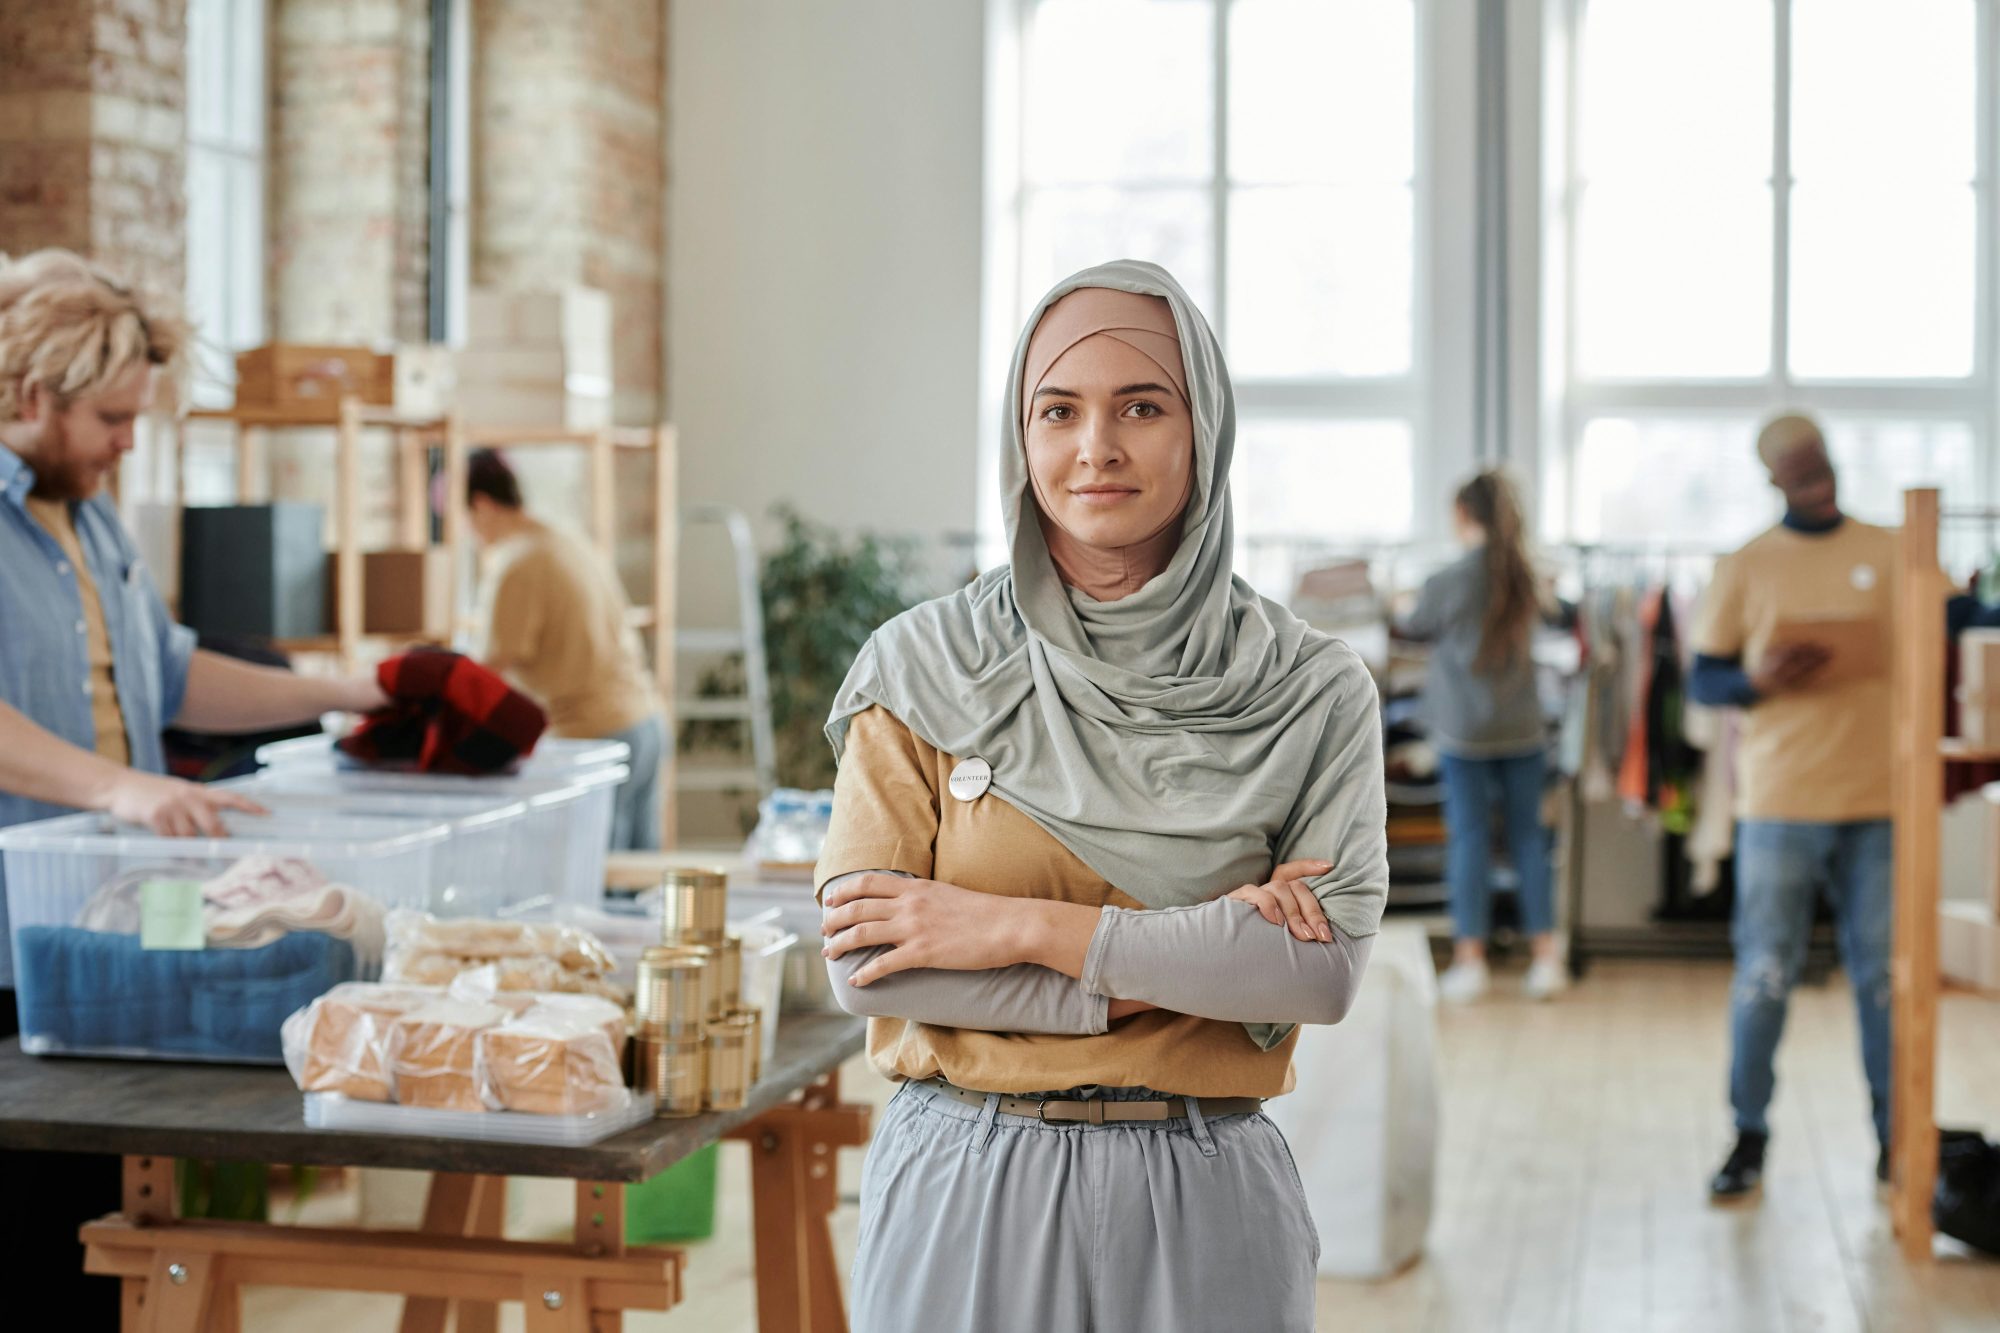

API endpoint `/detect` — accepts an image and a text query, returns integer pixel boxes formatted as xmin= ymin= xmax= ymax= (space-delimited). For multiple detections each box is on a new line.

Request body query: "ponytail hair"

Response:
xmin=1455 ymin=469 xmax=1540 ymax=674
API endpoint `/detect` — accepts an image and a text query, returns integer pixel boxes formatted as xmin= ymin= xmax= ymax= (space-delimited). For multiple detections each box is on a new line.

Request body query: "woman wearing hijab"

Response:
xmin=815 ymin=260 xmax=1388 ymax=1332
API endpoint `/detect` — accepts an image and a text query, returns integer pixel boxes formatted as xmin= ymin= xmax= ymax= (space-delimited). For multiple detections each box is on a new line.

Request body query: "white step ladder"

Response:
xmin=671 ymin=505 xmax=777 ymax=839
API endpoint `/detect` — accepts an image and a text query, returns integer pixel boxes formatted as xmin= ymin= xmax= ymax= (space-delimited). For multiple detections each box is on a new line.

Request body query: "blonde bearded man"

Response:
xmin=0 ymin=250 xmax=387 ymax=1322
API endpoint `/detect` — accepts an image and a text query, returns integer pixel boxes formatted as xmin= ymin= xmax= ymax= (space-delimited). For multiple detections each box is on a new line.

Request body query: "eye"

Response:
xmin=1040 ymin=403 xmax=1075 ymax=422
xmin=1124 ymin=401 xmax=1162 ymax=419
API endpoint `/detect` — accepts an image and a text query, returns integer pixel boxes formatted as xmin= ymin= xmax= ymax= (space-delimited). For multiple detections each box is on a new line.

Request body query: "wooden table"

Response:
xmin=0 ymin=1012 xmax=869 ymax=1333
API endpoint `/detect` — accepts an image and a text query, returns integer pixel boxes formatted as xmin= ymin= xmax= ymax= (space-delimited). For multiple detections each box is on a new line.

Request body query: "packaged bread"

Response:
xmin=479 ymin=1004 xmax=629 ymax=1116
xmin=388 ymin=999 xmax=511 ymax=1112
xmin=282 ymin=983 xmax=441 ymax=1102
xmin=383 ymin=911 xmax=619 ymax=995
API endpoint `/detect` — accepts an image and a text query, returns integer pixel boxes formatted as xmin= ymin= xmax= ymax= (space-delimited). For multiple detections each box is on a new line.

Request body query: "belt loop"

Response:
xmin=968 ymin=1092 xmax=1003 ymax=1155
xmin=1184 ymin=1096 xmax=1218 ymax=1158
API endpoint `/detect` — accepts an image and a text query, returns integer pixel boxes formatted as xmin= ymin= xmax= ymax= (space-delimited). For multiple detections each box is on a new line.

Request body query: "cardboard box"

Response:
xmin=330 ymin=549 xmax=454 ymax=637
xmin=464 ymin=286 xmax=612 ymax=364
xmin=236 ymin=345 xmax=394 ymax=413
xmin=392 ymin=345 xmax=457 ymax=416
xmin=1959 ymin=630 xmax=2000 ymax=745
xmin=1940 ymin=902 xmax=2000 ymax=991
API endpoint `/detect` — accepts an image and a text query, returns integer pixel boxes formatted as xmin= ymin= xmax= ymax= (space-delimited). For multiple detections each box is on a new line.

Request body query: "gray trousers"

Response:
xmin=852 ymin=1081 xmax=1319 ymax=1333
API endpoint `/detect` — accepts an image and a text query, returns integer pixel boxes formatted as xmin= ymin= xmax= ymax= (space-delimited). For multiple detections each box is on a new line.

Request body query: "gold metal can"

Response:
xmin=660 ymin=867 xmax=728 ymax=947
xmin=724 ymin=1006 xmax=764 ymax=1086
xmin=635 ymin=1035 xmax=706 ymax=1118
xmin=636 ymin=945 xmax=708 ymax=1036
xmin=716 ymin=934 xmax=744 ymax=1014
xmin=704 ymin=1012 xmax=759 ymax=1110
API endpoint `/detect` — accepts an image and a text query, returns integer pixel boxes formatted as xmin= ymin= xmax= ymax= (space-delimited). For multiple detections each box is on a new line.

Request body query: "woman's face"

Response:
xmin=1025 ymin=333 xmax=1194 ymax=550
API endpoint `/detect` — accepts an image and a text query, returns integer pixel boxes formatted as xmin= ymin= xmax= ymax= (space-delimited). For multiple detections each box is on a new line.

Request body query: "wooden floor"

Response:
xmin=245 ymin=959 xmax=2000 ymax=1332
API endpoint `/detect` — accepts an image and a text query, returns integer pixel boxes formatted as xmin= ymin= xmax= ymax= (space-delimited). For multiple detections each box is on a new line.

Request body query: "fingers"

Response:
xmin=187 ymin=794 xmax=227 ymax=838
xmin=1228 ymin=884 xmax=1284 ymax=925
xmin=1272 ymin=881 xmax=1312 ymax=941
xmin=1286 ymin=879 xmax=1333 ymax=943
xmin=820 ymin=899 xmax=893 ymax=936
xmin=848 ymin=946 xmax=922 ymax=988
xmin=823 ymin=872 xmax=907 ymax=909
xmin=823 ymin=920 xmax=899 ymax=960
xmin=1272 ymin=859 xmax=1333 ymax=882
xmin=211 ymin=790 xmax=269 ymax=817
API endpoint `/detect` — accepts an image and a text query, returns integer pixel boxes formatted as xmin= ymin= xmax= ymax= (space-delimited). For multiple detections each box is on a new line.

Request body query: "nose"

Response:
xmin=1075 ymin=414 xmax=1124 ymax=469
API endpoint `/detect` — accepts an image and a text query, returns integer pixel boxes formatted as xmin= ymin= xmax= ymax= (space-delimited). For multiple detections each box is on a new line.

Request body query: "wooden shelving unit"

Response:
xmin=172 ymin=403 xmax=681 ymax=841
xmin=1888 ymin=485 xmax=2000 ymax=1261
xmin=175 ymin=399 xmax=460 ymax=672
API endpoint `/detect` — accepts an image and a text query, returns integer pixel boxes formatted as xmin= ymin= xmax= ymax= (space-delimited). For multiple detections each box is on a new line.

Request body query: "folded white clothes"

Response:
xmin=74 ymin=855 xmax=387 ymax=968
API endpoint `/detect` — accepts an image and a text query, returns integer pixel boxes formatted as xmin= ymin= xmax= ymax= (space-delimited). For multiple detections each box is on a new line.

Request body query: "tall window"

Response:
xmin=185 ymin=0 xmax=267 ymax=407
xmin=999 ymin=0 xmax=1423 ymax=568
xmin=1555 ymin=0 xmax=1987 ymax=545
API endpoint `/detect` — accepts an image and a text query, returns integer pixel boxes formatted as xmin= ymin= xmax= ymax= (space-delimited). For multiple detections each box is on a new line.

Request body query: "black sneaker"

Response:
xmin=1709 ymin=1131 xmax=1768 ymax=1202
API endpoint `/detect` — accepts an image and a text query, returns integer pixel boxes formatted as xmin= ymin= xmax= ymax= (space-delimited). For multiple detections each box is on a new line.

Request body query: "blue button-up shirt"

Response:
xmin=0 ymin=442 xmax=195 ymax=986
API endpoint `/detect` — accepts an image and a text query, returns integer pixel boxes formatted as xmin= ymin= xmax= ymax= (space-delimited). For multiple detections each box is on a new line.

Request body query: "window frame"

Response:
xmin=184 ymin=0 xmax=270 ymax=408
xmin=1549 ymin=0 xmax=1999 ymax=544
xmin=983 ymin=0 xmax=1436 ymax=564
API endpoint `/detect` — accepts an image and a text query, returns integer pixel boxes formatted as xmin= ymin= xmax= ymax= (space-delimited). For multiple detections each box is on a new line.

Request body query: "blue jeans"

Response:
xmin=1440 ymin=749 xmax=1554 ymax=942
xmin=606 ymin=713 xmax=666 ymax=851
xmin=1729 ymin=819 xmax=1892 ymax=1146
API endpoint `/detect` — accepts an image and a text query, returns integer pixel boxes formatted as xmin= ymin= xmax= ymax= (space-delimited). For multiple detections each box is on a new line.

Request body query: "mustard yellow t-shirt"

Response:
xmin=1690 ymin=519 xmax=1896 ymax=822
xmin=481 ymin=520 xmax=658 ymax=739
xmin=25 ymin=494 xmax=129 ymax=765
xmin=814 ymin=705 xmax=1299 ymax=1099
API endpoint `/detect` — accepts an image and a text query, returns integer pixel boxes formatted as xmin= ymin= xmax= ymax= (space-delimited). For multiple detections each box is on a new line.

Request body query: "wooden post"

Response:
xmin=576 ymin=1182 xmax=627 ymax=1333
xmin=590 ymin=428 xmax=616 ymax=563
xmin=653 ymin=426 xmax=678 ymax=848
xmin=724 ymin=1071 xmax=870 ymax=1333
xmin=398 ymin=426 xmax=430 ymax=549
xmin=442 ymin=413 xmax=469 ymax=643
xmin=1890 ymin=487 xmax=1942 ymax=1262
xmin=122 ymin=1155 xmax=176 ymax=1332
xmin=335 ymin=396 xmax=364 ymax=673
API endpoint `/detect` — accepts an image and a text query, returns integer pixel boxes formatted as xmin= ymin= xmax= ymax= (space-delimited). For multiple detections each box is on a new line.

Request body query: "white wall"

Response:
xmin=668 ymin=0 xmax=988 ymax=622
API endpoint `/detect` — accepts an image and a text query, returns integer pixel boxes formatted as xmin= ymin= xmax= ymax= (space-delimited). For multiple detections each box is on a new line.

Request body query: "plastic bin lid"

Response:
xmin=0 ymin=808 xmax=452 ymax=858
xmin=255 ymin=734 xmax=632 ymax=776
xmin=220 ymin=775 xmax=532 ymax=831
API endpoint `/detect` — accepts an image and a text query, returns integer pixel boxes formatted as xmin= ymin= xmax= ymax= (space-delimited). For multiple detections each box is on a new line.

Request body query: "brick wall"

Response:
xmin=269 ymin=0 xmax=430 ymax=343
xmin=0 ymin=0 xmax=187 ymax=298
xmin=473 ymin=0 xmax=665 ymax=424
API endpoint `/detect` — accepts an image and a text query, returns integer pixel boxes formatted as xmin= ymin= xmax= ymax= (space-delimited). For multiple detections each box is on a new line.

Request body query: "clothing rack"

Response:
xmin=1889 ymin=488 xmax=2000 ymax=1261
xmin=1555 ymin=543 xmax=1731 ymax=978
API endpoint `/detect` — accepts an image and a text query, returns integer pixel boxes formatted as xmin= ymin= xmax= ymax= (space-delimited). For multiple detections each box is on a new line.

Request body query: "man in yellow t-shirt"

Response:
xmin=1688 ymin=412 xmax=1894 ymax=1203
xmin=466 ymin=450 xmax=666 ymax=848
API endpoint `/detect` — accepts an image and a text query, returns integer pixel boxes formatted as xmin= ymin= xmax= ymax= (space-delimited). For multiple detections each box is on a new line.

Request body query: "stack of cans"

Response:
xmin=631 ymin=866 xmax=770 ymax=1113
xmin=634 ymin=944 xmax=708 ymax=1117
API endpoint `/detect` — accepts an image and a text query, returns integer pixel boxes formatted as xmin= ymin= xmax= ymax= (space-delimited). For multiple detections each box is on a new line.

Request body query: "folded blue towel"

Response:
xmin=15 ymin=926 xmax=357 ymax=1062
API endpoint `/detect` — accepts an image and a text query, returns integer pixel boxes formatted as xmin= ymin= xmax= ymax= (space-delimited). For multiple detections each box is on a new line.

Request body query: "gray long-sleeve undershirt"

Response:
xmin=821 ymin=871 xmax=1372 ymax=1034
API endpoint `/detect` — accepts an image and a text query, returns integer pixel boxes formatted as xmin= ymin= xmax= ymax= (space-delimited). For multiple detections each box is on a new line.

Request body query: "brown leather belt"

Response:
xmin=918 ymin=1077 xmax=1262 ymax=1125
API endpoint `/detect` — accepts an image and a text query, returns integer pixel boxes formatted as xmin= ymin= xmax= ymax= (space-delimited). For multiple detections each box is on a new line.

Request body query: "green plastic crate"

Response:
xmin=626 ymin=1144 xmax=719 ymax=1243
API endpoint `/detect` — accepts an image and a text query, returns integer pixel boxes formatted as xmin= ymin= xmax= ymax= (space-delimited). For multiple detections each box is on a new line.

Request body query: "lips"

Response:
xmin=1071 ymin=486 xmax=1139 ymax=506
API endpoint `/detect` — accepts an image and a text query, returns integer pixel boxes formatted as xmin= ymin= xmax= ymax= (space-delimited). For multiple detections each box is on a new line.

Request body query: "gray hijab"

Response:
xmin=826 ymin=259 xmax=1382 ymax=943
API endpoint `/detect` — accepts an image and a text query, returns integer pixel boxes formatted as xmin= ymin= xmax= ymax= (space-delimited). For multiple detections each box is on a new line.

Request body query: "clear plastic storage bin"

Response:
xmin=0 ymin=811 xmax=449 ymax=1063
xmin=222 ymin=776 xmax=535 ymax=917
xmin=251 ymin=738 xmax=628 ymax=908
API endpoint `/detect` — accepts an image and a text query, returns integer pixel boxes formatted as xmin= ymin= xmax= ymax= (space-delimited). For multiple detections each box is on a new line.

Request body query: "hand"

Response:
xmin=103 ymin=771 xmax=267 ymax=837
xmin=821 ymin=873 xmax=1036 ymax=986
xmin=335 ymin=675 xmax=390 ymax=714
xmin=1227 ymin=859 xmax=1335 ymax=943
xmin=1751 ymin=641 xmax=1830 ymax=696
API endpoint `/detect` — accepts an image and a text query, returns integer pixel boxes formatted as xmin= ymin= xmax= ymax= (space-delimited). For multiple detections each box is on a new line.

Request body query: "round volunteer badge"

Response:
xmin=948 ymin=757 xmax=993 ymax=803
xmin=1851 ymin=564 xmax=1877 ymax=592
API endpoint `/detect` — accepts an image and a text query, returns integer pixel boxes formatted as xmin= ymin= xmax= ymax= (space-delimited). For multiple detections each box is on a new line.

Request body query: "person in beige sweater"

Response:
xmin=465 ymin=449 xmax=665 ymax=848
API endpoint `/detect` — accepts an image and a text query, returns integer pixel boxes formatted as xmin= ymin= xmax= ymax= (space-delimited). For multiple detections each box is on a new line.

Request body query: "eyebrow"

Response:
xmin=1032 ymin=383 xmax=1174 ymax=399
